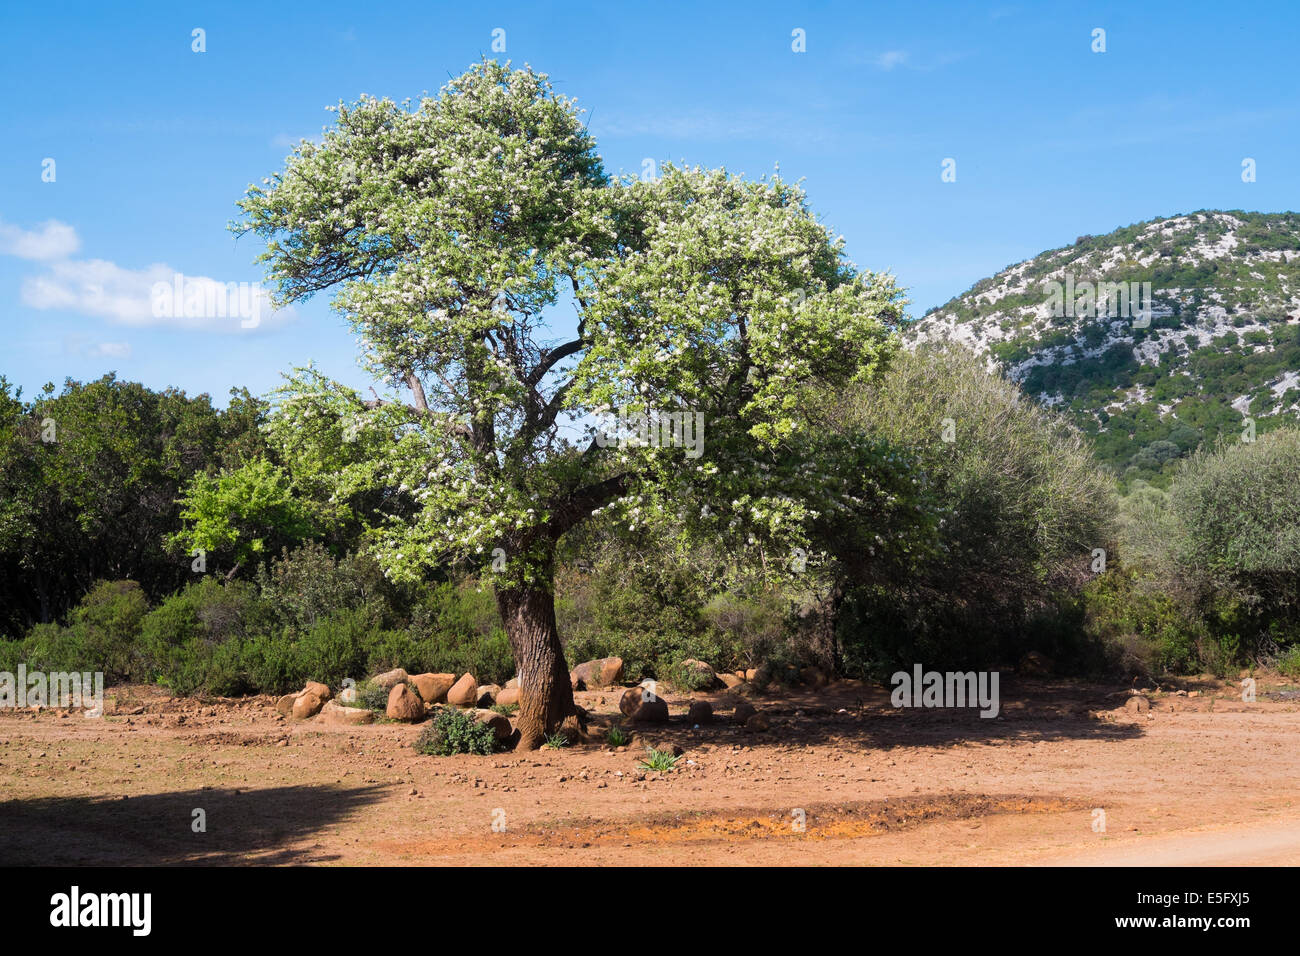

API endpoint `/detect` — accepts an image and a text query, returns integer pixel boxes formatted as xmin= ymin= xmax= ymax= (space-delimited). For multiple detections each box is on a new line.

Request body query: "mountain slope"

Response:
xmin=908 ymin=210 xmax=1300 ymax=486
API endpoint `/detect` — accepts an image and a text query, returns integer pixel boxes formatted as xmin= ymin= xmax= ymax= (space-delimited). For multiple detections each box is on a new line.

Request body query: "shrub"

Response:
xmin=413 ymin=707 xmax=499 ymax=756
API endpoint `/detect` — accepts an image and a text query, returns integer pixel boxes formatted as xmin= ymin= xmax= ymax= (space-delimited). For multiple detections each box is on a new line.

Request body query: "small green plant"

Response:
xmin=606 ymin=724 xmax=630 ymax=747
xmin=490 ymin=702 xmax=518 ymax=716
xmin=637 ymin=747 xmax=680 ymax=772
xmin=1277 ymin=646 xmax=1300 ymax=680
xmin=414 ymin=706 xmax=499 ymax=756
xmin=542 ymin=731 xmax=569 ymax=750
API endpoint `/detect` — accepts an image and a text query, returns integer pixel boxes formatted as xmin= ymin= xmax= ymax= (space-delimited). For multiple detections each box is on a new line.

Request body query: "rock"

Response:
xmin=473 ymin=709 xmax=513 ymax=741
xmin=505 ymin=677 xmax=519 ymax=688
xmin=732 ymin=700 xmax=757 ymax=724
xmin=495 ymin=686 xmax=520 ymax=707
xmin=1018 ymin=651 xmax=1053 ymax=677
xmin=678 ymin=658 xmax=721 ymax=689
xmin=291 ymin=692 xmax=324 ymax=720
xmin=570 ymin=657 xmax=625 ymax=689
xmin=744 ymin=712 xmax=771 ymax=732
xmin=717 ymin=672 xmax=744 ymax=689
xmin=303 ymin=681 xmax=331 ymax=702
xmin=275 ymin=693 xmax=299 ymax=717
xmin=410 ymin=673 xmax=457 ymax=704
xmin=620 ymin=686 xmax=669 ymax=724
xmin=319 ymin=700 xmax=374 ymax=726
xmin=799 ymin=666 xmax=830 ymax=688
xmin=1125 ymin=695 xmax=1151 ymax=714
xmin=743 ymin=669 xmax=758 ymax=682
xmin=386 ymin=684 xmax=425 ymax=722
xmin=372 ymin=668 xmax=409 ymax=690
xmin=476 ymin=684 xmax=501 ymax=706
xmin=446 ymin=673 xmax=479 ymax=707
xmin=652 ymin=742 xmax=684 ymax=757
xmin=687 ymin=701 xmax=713 ymax=725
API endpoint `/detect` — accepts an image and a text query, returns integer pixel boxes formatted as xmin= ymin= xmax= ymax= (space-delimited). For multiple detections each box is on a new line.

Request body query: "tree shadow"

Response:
xmin=0 ymin=784 xmax=385 ymax=865
xmin=640 ymin=677 xmax=1148 ymax=752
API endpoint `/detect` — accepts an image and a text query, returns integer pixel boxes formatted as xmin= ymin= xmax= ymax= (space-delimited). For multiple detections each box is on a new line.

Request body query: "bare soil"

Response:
xmin=2 ymin=674 xmax=1297 ymax=866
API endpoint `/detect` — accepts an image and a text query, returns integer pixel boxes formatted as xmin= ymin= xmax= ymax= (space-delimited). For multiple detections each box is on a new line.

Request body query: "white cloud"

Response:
xmin=91 ymin=342 xmax=132 ymax=358
xmin=0 ymin=218 xmax=81 ymax=260
xmin=0 ymin=217 xmax=293 ymax=332
xmin=20 ymin=258 xmax=292 ymax=332
xmin=874 ymin=50 xmax=910 ymax=71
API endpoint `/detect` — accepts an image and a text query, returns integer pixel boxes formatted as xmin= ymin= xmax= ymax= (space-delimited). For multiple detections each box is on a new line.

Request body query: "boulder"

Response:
xmin=744 ymin=712 xmax=771 ymax=732
xmin=621 ymin=686 xmax=670 ymax=723
xmin=410 ymin=672 xmax=457 ymax=704
xmin=386 ymin=683 xmax=425 ymax=722
xmin=570 ymin=657 xmax=625 ymax=689
xmin=1125 ymin=695 xmax=1151 ymax=714
xmin=732 ymin=700 xmax=757 ymax=725
xmin=446 ymin=673 xmax=479 ymax=707
xmin=687 ymin=700 xmax=713 ymax=725
xmin=476 ymin=684 xmax=501 ymax=707
xmin=743 ymin=668 xmax=758 ymax=682
xmin=678 ymin=658 xmax=721 ymax=689
xmin=303 ymin=681 xmax=332 ymax=702
xmin=651 ymin=742 xmax=684 ymax=757
xmin=291 ymin=692 xmax=324 ymax=720
xmin=717 ymin=672 xmax=744 ymax=689
xmin=320 ymin=699 xmax=374 ymax=726
xmin=495 ymin=686 xmax=521 ymax=707
xmin=505 ymin=676 xmax=519 ymax=688
xmin=1018 ymin=651 xmax=1053 ymax=677
xmin=620 ymin=685 xmax=669 ymax=724
xmin=275 ymin=693 xmax=299 ymax=717
xmin=473 ymin=708 xmax=513 ymax=741
xmin=372 ymin=668 xmax=410 ymax=690
xmin=799 ymin=666 xmax=830 ymax=688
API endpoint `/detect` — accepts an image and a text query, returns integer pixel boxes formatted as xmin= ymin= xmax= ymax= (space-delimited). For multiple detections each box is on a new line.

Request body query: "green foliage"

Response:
xmin=414 ymin=707 xmax=500 ymax=756
xmin=606 ymin=724 xmax=629 ymax=747
xmin=637 ymin=748 xmax=680 ymax=772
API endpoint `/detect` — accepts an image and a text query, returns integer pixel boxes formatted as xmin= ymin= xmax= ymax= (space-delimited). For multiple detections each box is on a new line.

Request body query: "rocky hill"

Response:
xmin=908 ymin=210 xmax=1300 ymax=486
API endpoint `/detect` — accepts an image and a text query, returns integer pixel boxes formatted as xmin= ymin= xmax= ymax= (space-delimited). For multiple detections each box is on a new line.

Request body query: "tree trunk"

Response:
xmin=495 ymin=583 xmax=579 ymax=750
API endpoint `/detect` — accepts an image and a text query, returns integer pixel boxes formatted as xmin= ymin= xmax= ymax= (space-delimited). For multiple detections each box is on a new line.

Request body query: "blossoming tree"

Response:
xmin=235 ymin=61 xmax=903 ymax=748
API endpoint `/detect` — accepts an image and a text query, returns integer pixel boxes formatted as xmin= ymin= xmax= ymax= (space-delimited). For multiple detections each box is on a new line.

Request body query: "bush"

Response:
xmin=413 ymin=707 xmax=499 ymax=756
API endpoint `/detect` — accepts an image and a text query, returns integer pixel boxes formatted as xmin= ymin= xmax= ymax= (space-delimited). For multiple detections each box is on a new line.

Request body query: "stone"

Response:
xmin=1125 ymin=695 xmax=1151 ymax=714
xmin=476 ymin=684 xmax=501 ymax=706
xmin=319 ymin=699 xmax=374 ymax=726
xmin=505 ymin=677 xmax=519 ymax=688
xmin=410 ymin=673 xmax=457 ymax=704
xmin=687 ymin=701 xmax=713 ymax=725
xmin=291 ymin=692 xmax=324 ymax=720
xmin=303 ymin=681 xmax=331 ymax=702
xmin=743 ymin=668 xmax=758 ymax=682
xmin=717 ymin=672 xmax=744 ymax=689
xmin=652 ymin=742 xmax=684 ymax=757
xmin=446 ymin=673 xmax=479 ymax=707
xmin=620 ymin=685 xmax=669 ymax=724
xmin=744 ymin=712 xmax=771 ymax=732
xmin=1018 ymin=651 xmax=1053 ymax=677
xmin=473 ymin=709 xmax=513 ymax=741
xmin=678 ymin=658 xmax=721 ymax=689
xmin=495 ymin=686 xmax=521 ymax=707
xmin=799 ymin=666 xmax=829 ymax=688
xmin=732 ymin=700 xmax=757 ymax=724
xmin=386 ymin=684 xmax=425 ymax=722
xmin=570 ymin=657 xmax=625 ymax=689
xmin=372 ymin=668 xmax=409 ymax=690
xmin=275 ymin=693 xmax=299 ymax=717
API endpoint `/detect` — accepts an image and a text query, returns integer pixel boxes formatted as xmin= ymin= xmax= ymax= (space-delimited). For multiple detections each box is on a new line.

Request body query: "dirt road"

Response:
xmin=1 ymin=676 xmax=1296 ymax=865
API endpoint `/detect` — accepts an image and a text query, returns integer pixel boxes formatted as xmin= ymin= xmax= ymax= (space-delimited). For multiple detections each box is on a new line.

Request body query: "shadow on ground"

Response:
xmin=0 ymin=784 xmax=385 ymax=865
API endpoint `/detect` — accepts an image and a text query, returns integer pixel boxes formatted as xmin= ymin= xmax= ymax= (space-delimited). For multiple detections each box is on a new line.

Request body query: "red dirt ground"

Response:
xmin=2 ymin=674 xmax=1297 ymax=865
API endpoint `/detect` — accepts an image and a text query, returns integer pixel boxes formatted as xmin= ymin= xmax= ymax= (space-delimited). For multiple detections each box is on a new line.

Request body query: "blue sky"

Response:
xmin=2 ymin=0 xmax=1296 ymax=405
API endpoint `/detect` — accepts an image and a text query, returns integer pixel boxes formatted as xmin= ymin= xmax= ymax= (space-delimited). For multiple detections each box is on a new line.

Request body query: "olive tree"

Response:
xmin=235 ymin=61 xmax=902 ymax=747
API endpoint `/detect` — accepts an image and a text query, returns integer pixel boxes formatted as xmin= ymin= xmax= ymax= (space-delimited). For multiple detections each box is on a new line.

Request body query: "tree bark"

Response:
xmin=495 ymin=582 xmax=579 ymax=750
